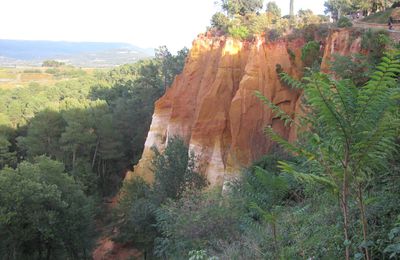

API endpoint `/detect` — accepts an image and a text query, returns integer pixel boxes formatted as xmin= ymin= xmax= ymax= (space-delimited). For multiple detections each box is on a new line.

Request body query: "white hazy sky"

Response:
xmin=0 ymin=0 xmax=325 ymax=52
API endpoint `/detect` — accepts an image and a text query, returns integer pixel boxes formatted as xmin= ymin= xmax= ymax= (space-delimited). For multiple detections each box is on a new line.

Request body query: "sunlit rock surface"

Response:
xmin=130 ymin=29 xmax=360 ymax=186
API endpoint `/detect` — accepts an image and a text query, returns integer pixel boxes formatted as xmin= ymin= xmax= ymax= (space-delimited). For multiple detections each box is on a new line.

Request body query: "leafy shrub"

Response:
xmin=316 ymin=23 xmax=330 ymax=39
xmin=23 ymin=69 xmax=41 ymax=73
xmin=42 ymin=60 xmax=65 ymax=67
xmin=267 ymin=29 xmax=281 ymax=41
xmin=329 ymin=53 xmax=371 ymax=86
xmin=45 ymin=68 xmax=60 ymax=74
xmin=152 ymin=136 xmax=208 ymax=201
xmin=246 ymin=12 xmax=274 ymax=35
xmin=301 ymin=40 xmax=321 ymax=68
xmin=154 ymin=189 xmax=244 ymax=258
xmin=116 ymin=176 xmax=157 ymax=253
xmin=115 ymin=137 xmax=207 ymax=255
xmin=211 ymin=12 xmax=229 ymax=31
xmin=337 ymin=16 xmax=353 ymax=28
xmin=228 ymin=24 xmax=250 ymax=40
xmin=287 ymin=48 xmax=296 ymax=61
xmin=261 ymin=51 xmax=400 ymax=259
xmin=361 ymin=29 xmax=392 ymax=64
xmin=0 ymin=157 xmax=95 ymax=259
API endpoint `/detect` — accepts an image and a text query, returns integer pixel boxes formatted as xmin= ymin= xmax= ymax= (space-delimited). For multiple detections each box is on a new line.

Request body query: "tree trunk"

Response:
xmin=46 ymin=245 xmax=51 ymax=260
xmin=72 ymin=148 xmax=76 ymax=170
xmin=92 ymin=140 xmax=99 ymax=169
xmin=272 ymin=222 xmax=279 ymax=259
xmin=357 ymin=183 xmax=370 ymax=260
xmin=289 ymin=0 xmax=294 ymax=17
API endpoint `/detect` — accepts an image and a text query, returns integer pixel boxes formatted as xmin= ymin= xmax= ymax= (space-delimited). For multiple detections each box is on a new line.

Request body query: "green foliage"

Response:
xmin=116 ymin=137 xmax=207 ymax=255
xmin=362 ymin=8 xmax=394 ymax=24
xmin=116 ymin=176 xmax=157 ymax=253
xmin=0 ymin=49 xmax=188 ymax=196
xmin=0 ymin=156 xmax=95 ymax=259
xmin=210 ymin=1 xmax=326 ymax=41
xmin=287 ymin=48 xmax=296 ymax=61
xmin=337 ymin=16 xmax=353 ymax=28
xmin=329 ymin=53 xmax=371 ymax=86
xmin=155 ymin=46 xmax=188 ymax=90
xmin=18 ymin=109 xmax=66 ymax=159
xmin=23 ymin=69 xmax=41 ymax=73
xmin=227 ymin=24 xmax=250 ymax=39
xmin=152 ymin=136 xmax=207 ymax=201
xmin=42 ymin=60 xmax=65 ymax=67
xmin=385 ymin=217 xmax=400 ymax=258
xmin=266 ymin=1 xmax=281 ymax=17
xmin=0 ymin=135 xmax=16 ymax=169
xmin=301 ymin=40 xmax=322 ymax=68
xmin=361 ymin=29 xmax=392 ymax=64
xmin=45 ymin=67 xmax=60 ymax=74
xmin=211 ymin=12 xmax=230 ymax=31
xmin=258 ymin=51 xmax=400 ymax=259
xmin=154 ymin=190 xmax=244 ymax=258
xmin=220 ymin=0 xmax=263 ymax=16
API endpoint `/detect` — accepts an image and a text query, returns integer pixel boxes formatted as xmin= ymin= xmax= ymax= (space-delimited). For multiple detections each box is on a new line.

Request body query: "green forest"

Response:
xmin=0 ymin=46 xmax=188 ymax=259
xmin=1 ymin=0 xmax=400 ymax=259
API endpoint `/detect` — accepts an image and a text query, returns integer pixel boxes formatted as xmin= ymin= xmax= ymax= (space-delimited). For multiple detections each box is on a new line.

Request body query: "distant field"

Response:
xmin=0 ymin=66 xmax=96 ymax=89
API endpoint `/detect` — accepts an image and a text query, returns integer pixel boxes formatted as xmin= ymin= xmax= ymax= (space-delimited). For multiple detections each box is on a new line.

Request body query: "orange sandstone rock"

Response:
xmin=131 ymin=29 xmax=362 ymax=186
xmin=321 ymin=28 xmax=363 ymax=72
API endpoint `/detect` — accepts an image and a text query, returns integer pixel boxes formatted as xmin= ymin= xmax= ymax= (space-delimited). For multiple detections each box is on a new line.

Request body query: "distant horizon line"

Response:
xmin=0 ymin=38 xmax=155 ymax=50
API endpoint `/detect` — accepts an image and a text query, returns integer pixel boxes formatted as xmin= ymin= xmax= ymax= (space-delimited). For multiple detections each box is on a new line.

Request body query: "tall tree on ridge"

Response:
xmin=290 ymin=0 xmax=294 ymax=17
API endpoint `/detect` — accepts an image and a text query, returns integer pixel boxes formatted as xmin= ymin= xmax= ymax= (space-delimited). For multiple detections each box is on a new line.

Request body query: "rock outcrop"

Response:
xmin=131 ymin=29 xmax=362 ymax=186
xmin=321 ymin=28 xmax=363 ymax=72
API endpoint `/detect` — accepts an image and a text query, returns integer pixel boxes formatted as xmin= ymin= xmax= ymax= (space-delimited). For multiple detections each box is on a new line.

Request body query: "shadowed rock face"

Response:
xmin=130 ymin=29 xmax=361 ymax=186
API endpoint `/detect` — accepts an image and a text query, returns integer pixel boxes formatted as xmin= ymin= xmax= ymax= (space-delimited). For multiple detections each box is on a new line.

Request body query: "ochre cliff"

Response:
xmin=321 ymin=28 xmax=363 ymax=72
xmin=130 ymin=28 xmax=362 ymax=186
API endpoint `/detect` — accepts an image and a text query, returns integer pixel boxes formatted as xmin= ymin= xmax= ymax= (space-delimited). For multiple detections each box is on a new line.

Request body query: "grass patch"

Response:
xmin=0 ymin=68 xmax=17 ymax=80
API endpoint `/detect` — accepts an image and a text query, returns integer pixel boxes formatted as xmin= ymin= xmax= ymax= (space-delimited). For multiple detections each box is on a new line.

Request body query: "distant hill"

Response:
xmin=0 ymin=39 xmax=154 ymax=67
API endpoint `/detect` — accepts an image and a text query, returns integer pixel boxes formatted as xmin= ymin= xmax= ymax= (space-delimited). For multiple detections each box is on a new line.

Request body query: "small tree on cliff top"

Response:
xmin=256 ymin=50 xmax=400 ymax=259
xmin=266 ymin=1 xmax=281 ymax=17
xmin=220 ymin=0 xmax=264 ymax=16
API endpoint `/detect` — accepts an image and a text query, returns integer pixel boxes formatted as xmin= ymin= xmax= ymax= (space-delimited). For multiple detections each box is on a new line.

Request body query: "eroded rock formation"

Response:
xmin=131 ymin=28 xmax=362 ymax=186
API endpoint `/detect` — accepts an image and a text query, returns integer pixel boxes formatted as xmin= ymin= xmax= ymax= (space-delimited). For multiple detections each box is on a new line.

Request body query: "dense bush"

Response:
xmin=301 ymin=40 xmax=321 ymax=68
xmin=261 ymin=51 xmax=400 ymax=259
xmin=337 ymin=16 xmax=353 ymax=28
xmin=227 ymin=24 xmax=250 ymax=40
xmin=0 ymin=157 xmax=95 ymax=259
xmin=329 ymin=53 xmax=371 ymax=85
xmin=210 ymin=1 xmax=327 ymax=41
xmin=42 ymin=60 xmax=65 ymax=67
xmin=361 ymin=29 xmax=391 ymax=64
xmin=211 ymin=12 xmax=230 ymax=31
xmin=115 ymin=137 xmax=208 ymax=256
xmin=154 ymin=190 xmax=244 ymax=258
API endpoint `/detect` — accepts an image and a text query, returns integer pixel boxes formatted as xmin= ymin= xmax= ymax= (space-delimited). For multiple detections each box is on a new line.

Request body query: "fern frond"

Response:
xmin=264 ymin=126 xmax=315 ymax=161
xmin=278 ymin=161 xmax=338 ymax=191
xmin=254 ymin=91 xmax=295 ymax=127
xmin=279 ymin=72 xmax=305 ymax=90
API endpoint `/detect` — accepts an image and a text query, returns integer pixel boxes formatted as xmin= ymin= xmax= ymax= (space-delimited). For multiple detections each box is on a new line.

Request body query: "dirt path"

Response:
xmin=92 ymin=196 xmax=142 ymax=260
xmin=353 ymin=20 xmax=400 ymax=42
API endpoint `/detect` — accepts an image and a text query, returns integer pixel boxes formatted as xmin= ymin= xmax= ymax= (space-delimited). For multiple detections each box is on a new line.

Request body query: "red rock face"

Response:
xmin=131 ymin=29 xmax=361 ymax=186
xmin=321 ymin=28 xmax=363 ymax=72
